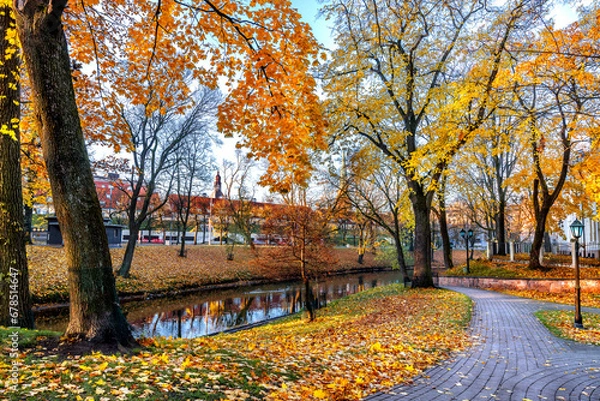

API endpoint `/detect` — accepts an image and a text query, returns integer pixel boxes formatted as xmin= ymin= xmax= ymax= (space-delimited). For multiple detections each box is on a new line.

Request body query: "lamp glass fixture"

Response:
xmin=570 ymin=219 xmax=584 ymax=239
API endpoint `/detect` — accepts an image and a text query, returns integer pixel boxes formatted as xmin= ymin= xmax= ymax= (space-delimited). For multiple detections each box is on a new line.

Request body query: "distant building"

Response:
xmin=210 ymin=171 xmax=224 ymax=199
xmin=557 ymin=214 xmax=600 ymax=258
xmin=46 ymin=216 xmax=124 ymax=247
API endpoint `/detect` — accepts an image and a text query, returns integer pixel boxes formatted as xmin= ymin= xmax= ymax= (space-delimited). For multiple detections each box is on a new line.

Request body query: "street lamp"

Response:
xmin=460 ymin=228 xmax=474 ymax=274
xmin=570 ymin=219 xmax=584 ymax=329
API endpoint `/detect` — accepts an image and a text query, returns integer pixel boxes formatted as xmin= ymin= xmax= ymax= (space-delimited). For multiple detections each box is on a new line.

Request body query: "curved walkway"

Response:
xmin=366 ymin=287 xmax=600 ymax=401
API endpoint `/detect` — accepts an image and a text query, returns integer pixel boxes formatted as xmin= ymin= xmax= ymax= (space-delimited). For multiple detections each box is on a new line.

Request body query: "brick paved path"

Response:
xmin=366 ymin=287 xmax=600 ymax=401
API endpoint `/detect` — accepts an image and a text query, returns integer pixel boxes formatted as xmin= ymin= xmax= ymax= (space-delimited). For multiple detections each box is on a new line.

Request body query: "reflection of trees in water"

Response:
xmin=233 ymin=296 xmax=255 ymax=326
xmin=36 ymin=271 xmax=405 ymax=338
xmin=135 ymin=276 xmax=390 ymax=338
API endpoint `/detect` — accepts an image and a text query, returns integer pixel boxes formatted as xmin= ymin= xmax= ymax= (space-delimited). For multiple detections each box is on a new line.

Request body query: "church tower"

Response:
xmin=211 ymin=171 xmax=223 ymax=199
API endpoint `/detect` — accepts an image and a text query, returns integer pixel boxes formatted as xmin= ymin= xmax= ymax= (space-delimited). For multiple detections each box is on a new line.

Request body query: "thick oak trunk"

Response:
xmin=13 ymin=0 xmax=135 ymax=347
xmin=0 ymin=5 xmax=34 ymax=328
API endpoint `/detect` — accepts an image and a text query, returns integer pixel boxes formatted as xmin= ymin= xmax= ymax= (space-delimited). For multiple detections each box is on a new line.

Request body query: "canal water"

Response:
xmin=35 ymin=270 xmax=405 ymax=339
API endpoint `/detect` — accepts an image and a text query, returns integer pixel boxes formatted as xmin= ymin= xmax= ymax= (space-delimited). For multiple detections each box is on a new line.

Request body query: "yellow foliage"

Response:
xmin=1 ymin=285 xmax=472 ymax=400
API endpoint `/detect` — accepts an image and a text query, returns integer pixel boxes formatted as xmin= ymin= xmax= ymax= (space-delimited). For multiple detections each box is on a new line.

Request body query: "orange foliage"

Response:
xmin=64 ymin=0 xmax=325 ymax=191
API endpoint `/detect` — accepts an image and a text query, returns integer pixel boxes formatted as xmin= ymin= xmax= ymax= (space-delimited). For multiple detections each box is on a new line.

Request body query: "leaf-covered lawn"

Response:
xmin=536 ymin=310 xmax=600 ymax=346
xmin=27 ymin=245 xmax=389 ymax=304
xmin=499 ymin=289 xmax=600 ymax=309
xmin=444 ymin=259 xmax=600 ymax=279
xmin=1 ymin=285 xmax=472 ymax=401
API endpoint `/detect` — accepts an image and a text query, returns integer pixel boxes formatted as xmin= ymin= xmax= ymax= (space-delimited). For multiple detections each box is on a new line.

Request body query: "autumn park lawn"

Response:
xmin=1 ymin=285 xmax=472 ymax=401
xmin=27 ymin=245 xmax=389 ymax=305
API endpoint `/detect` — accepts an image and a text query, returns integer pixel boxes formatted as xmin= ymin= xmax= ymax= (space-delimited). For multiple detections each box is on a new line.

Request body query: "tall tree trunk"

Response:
xmin=357 ymin=224 xmax=365 ymax=264
xmin=119 ymin=204 xmax=145 ymax=277
xmin=0 ymin=5 xmax=34 ymax=329
xmin=438 ymin=208 xmax=453 ymax=269
xmin=392 ymin=233 xmax=410 ymax=285
xmin=13 ymin=0 xmax=135 ymax=346
xmin=496 ymin=199 xmax=507 ymax=256
xmin=437 ymin=178 xmax=453 ymax=269
xmin=299 ymin=229 xmax=315 ymax=321
xmin=179 ymin=224 xmax=187 ymax=257
xmin=529 ymin=204 xmax=550 ymax=270
xmin=410 ymin=187 xmax=434 ymax=288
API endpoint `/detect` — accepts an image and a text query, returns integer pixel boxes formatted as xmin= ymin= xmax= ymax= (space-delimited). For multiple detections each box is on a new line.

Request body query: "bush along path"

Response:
xmin=367 ymin=287 xmax=600 ymax=401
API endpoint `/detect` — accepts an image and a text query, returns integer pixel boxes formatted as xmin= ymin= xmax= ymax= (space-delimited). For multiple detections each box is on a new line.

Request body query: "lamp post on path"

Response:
xmin=570 ymin=219 xmax=584 ymax=329
xmin=460 ymin=228 xmax=473 ymax=274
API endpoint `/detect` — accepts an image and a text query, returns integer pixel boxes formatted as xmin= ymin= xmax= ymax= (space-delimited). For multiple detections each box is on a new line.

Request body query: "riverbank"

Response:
xmin=2 ymin=285 xmax=473 ymax=401
xmin=28 ymin=245 xmax=391 ymax=306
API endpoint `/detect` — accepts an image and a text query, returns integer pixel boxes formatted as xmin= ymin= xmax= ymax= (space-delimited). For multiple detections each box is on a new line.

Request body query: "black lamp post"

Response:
xmin=570 ymin=219 xmax=584 ymax=329
xmin=460 ymin=228 xmax=474 ymax=274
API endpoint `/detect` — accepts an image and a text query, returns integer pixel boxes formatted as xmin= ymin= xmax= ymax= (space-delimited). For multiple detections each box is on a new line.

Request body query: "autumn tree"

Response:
xmin=0 ymin=6 xmax=33 ymax=329
xmin=171 ymin=123 xmax=216 ymax=258
xmin=322 ymin=0 xmax=529 ymax=287
xmin=509 ymin=21 xmax=599 ymax=269
xmin=165 ymin=87 xmax=218 ymax=257
xmin=12 ymin=0 xmax=135 ymax=346
xmin=262 ymin=186 xmax=340 ymax=321
xmin=210 ymin=199 xmax=232 ymax=246
xmin=433 ymin=175 xmax=453 ymax=268
xmin=450 ymin=114 xmax=521 ymax=256
xmin=116 ymin=86 xmax=220 ymax=277
xmin=63 ymin=1 xmax=326 ymax=194
xmin=576 ymin=9 xmax=600 ymax=217
xmin=335 ymin=147 xmax=412 ymax=283
xmin=12 ymin=0 xmax=322 ymax=347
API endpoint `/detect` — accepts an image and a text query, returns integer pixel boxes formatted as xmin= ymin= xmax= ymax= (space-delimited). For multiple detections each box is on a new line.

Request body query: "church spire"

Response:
xmin=211 ymin=171 xmax=223 ymax=198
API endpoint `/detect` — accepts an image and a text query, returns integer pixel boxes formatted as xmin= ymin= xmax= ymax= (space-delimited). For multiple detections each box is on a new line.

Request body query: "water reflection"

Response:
xmin=36 ymin=270 xmax=404 ymax=339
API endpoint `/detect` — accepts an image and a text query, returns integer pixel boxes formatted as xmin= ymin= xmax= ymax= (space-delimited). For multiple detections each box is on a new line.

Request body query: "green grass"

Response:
xmin=0 ymin=327 xmax=61 ymax=348
xmin=535 ymin=310 xmax=600 ymax=346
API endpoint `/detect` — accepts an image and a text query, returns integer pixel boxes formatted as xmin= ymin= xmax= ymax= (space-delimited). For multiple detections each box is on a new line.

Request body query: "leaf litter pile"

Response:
xmin=1 ymin=285 xmax=472 ymax=400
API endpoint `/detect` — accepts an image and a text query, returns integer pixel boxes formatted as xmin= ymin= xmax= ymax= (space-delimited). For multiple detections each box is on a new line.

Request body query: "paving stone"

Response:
xmin=365 ymin=287 xmax=600 ymax=401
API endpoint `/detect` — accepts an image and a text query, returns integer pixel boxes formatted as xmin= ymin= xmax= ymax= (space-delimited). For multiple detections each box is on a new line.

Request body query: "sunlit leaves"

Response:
xmin=63 ymin=0 xmax=325 ymax=191
xmin=1 ymin=285 xmax=472 ymax=400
